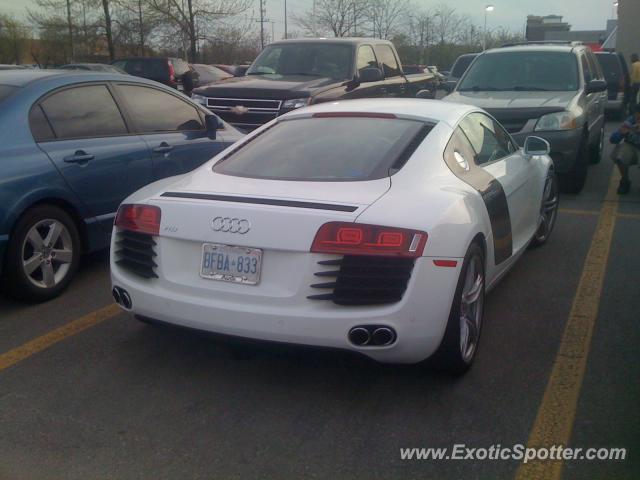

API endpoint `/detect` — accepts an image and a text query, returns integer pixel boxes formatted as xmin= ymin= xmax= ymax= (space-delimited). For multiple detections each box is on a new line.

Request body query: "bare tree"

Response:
xmin=0 ymin=15 xmax=29 ymax=64
xmin=294 ymin=0 xmax=368 ymax=37
xmin=367 ymin=0 xmax=408 ymax=39
xmin=146 ymin=0 xmax=251 ymax=62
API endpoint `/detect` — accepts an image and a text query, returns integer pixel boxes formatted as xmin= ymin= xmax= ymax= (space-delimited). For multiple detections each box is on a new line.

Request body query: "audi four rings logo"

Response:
xmin=211 ymin=217 xmax=251 ymax=234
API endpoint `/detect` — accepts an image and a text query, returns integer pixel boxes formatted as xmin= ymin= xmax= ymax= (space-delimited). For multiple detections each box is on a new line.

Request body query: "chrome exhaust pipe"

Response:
xmin=112 ymin=287 xmax=121 ymax=305
xmin=372 ymin=327 xmax=396 ymax=346
xmin=348 ymin=327 xmax=371 ymax=346
xmin=112 ymin=286 xmax=132 ymax=309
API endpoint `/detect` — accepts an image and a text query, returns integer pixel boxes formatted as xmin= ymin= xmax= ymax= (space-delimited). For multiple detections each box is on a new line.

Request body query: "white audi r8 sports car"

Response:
xmin=110 ymin=99 xmax=558 ymax=374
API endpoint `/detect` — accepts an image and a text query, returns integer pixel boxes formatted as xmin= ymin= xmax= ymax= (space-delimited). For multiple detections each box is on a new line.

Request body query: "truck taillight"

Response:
xmin=168 ymin=60 xmax=176 ymax=83
xmin=115 ymin=204 xmax=161 ymax=236
xmin=311 ymin=222 xmax=427 ymax=257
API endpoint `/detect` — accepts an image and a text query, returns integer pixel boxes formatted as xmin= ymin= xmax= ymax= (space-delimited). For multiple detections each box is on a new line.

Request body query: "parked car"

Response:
xmin=445 ymin=53 xmax=478 ymax=90
xmin=214 ymin=64 xmax=250 ymax=77
xmin=111 ymin=57 xmax=195 ymax=93
xmin=193 ymin=38 xmax=437 ymax=132
xmin=0 ymin=70 xmax=243 ymax=301
xmin=192 ymin=64 xmax=232 ymax=86
xmin=110 ymin=98 xmax=558 ymax=375
xmin=0 ymin=65 xmax=27 ymax=70
xmin=595 ymin=51 xmax=630 ymax=119
xmin=60 ymin=63 xmax=127 ymax=74
xmin=444 ymin=43 xmax=607 ymax=193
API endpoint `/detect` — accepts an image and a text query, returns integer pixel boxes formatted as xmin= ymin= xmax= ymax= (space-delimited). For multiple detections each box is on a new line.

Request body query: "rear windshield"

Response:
xmin=595 ymin=54 xmax=622 ymax=81
xmin=213 ymin=117 xmax=432 ymax=181
xmin=118 ymin=59 xmax=167 ymax=78
xmin=0 ymin=85 xmax=18 ymax=103
xmin=451 ymin=55 xmax=476 ymax=78
xmin=458 ymin=51 xmax=579 ymax=92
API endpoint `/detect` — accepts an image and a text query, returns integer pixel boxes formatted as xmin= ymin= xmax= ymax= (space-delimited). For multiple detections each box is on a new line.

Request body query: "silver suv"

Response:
xmin=444 ymin=43 xmax=607 ymax=193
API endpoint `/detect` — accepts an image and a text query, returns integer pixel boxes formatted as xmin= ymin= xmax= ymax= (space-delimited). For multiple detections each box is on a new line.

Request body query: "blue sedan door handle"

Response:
xmin=63 ymin=150 xmax=95 ymax=163
xmin=153 ymin=142 xmax=174 ymax=153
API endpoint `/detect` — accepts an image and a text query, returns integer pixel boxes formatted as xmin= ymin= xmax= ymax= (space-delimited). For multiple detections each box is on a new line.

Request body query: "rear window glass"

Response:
xmin=213 ymin=117 xmax=432 ymax=181
xmin=595 ymin=54 xmax=622 ymax=82
xmin=0 ymin=85 xmax=18 ymax=103
xmin=121 ymin=59 xmax=167 ymax=78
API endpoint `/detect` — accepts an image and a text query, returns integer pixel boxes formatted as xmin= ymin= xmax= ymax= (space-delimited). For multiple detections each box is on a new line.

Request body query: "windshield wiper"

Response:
xmin=511 ymin=86 xmax=550 ymax=91
xmin=458 ymin=85 xmax=503 ymax=92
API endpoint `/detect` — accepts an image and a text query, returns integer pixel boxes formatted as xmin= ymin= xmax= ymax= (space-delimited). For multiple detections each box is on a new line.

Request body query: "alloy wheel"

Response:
xmin=535 ymin=174 xmax=559 ymax=243
xmin=459 ymin=253 xmax=484 ymax=363
xmin=21 ymin=219 xmax=74 ymax=289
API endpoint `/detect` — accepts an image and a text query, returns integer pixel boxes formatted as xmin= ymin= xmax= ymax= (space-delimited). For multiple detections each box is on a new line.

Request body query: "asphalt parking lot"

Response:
xmin=0 ymin=121 xmax=638 ymax=479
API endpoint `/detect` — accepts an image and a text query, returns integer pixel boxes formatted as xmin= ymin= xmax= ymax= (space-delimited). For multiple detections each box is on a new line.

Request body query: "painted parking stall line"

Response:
xmin=0 ymin=304 xmax=120 ymax=372
xmin=515 ymin=170 xmax=621 ymax=480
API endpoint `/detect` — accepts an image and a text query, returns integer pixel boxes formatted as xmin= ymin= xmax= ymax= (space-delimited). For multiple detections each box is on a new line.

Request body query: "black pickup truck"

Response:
xmin=191 ymin=38 xmax=437 ymax=131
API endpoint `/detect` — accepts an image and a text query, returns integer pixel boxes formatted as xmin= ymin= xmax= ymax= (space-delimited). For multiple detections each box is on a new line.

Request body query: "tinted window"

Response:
xmin=29 ymin=105 xmax=55 ymax=142
xmin=247 ymin=43 xmax=353 ymax=80
xmin=214 ymin=117 xmax=431 ymax=181
xmin=357 ymin=45 xmax=378 ymax=75
xmin=193 ymin=65 xmax=231 ymax=84
xmin=0 ymin=85 xmax=18 ymax=103
xmin=596 ymin=54 xmax=622 ymax=80
xmin=586 ymin=52 xmax=602 ymax=80
xmin=117 ymin=85 xmax=203 ymax=132
xmin=458 ymin=51 xmax=579 ymax=91
xmin=375 ymin=45 xmax=401 ymax=77
xmin=459 ymin=113 xmax=513 ymax=165
xmin=451 ymin=55 xmax=476 ymax=78
xmin=121 ymin=59 xmax=168 ymax=79
xmin=41 ymin=85 xmax=127 ymax=139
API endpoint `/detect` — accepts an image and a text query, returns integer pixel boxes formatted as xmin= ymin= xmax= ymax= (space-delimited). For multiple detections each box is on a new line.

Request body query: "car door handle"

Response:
xmin=153 ymin=143 xmax=174 ymax=153
xmin=63 ymin=151 xmax=95 ymax=163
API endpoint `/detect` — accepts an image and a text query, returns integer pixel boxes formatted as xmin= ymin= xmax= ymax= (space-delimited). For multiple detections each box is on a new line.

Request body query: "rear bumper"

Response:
xmin=512 ymin=129 xmax=582 ymax=173
xmin=111 ymin=252 xmax=462 ymax=364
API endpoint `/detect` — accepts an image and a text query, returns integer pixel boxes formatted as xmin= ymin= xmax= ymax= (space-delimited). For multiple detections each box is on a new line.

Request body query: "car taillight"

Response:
xmin=168 ymin=61 xmax=176 ymax=83
xmin=311 ymin=222 xmax=427 ymax=258
xmin=115 ymin=204 xmax=161 ymax=236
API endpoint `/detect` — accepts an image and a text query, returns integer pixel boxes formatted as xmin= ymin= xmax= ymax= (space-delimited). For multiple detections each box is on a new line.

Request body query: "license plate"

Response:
xmin=200 ymin=243 xmax=262 ymax=285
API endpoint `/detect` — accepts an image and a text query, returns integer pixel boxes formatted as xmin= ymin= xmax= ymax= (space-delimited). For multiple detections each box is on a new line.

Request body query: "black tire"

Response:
xmin=429 ymin=242 xmax=485 ymax=376
xmin=589 ymin=124 xmax=604 ymax=165
xmin=2 ymin=205 xmax=81 ymax=302
xmin=559 ymin=134 xmax=588 ymax=194
xmin=529 ymin=172 xmax=559 ymax=248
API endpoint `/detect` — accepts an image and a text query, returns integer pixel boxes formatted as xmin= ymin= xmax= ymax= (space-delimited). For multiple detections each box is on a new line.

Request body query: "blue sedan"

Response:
xmin=0 ymin=70 xmax=243 ymax=301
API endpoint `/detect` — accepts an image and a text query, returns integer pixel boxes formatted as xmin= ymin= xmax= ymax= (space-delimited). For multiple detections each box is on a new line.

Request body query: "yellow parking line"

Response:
xmin=0 ymin=304 xmax=121 ymax=372
xmin=515 ymin=170 xmax=620 ymax=480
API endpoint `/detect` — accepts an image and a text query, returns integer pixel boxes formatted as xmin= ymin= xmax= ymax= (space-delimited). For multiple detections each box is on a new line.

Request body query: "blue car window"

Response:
xmin=41 ymin=85 xmax=127 ymax=139
xmin=29 ymin=105 xmax=55 ymax=142
xmin=117 ymin=85 xmax=204 ymax=133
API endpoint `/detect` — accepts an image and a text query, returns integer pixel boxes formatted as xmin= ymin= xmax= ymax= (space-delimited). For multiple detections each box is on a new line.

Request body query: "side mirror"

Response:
xmin=443 ymin=80 xmax=457 ymax=93
xmin=359 ymin=67 xmax=384 ymax=83
xmin=586 ymin=79 xmax=607 ymax=94
xmin=205 ymin=114 xmax=219 ymax=139
xmin=524 ymin=136 xmax=550 ymax=157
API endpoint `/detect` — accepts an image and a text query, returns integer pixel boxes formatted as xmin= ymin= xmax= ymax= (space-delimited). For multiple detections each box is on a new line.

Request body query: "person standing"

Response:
xmin=610 ymin=105 xmax=640 ymax=195
xmin=630 ymin=54 xmax=640 ymax=113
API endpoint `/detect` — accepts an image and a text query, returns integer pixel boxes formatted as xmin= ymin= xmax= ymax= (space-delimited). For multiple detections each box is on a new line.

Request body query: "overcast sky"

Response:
xmin=1 ymin=0 xmax=617 ymax=40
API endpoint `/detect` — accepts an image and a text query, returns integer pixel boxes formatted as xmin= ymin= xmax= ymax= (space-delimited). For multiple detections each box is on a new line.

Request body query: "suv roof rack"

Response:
xmin=501 ymin=41 xmax=583 ymax=48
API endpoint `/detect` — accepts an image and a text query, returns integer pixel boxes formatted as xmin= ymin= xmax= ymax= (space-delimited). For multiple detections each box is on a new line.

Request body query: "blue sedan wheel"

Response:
xmin=3 ymin=205 xmax=80 ymax=302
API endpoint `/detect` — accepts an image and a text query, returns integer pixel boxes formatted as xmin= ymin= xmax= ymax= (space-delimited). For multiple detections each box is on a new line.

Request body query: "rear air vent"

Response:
xmin=308 ymin=255 xmax=414 ymax=306
xmin=115 ymin=230 xmax=158 ymax=279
